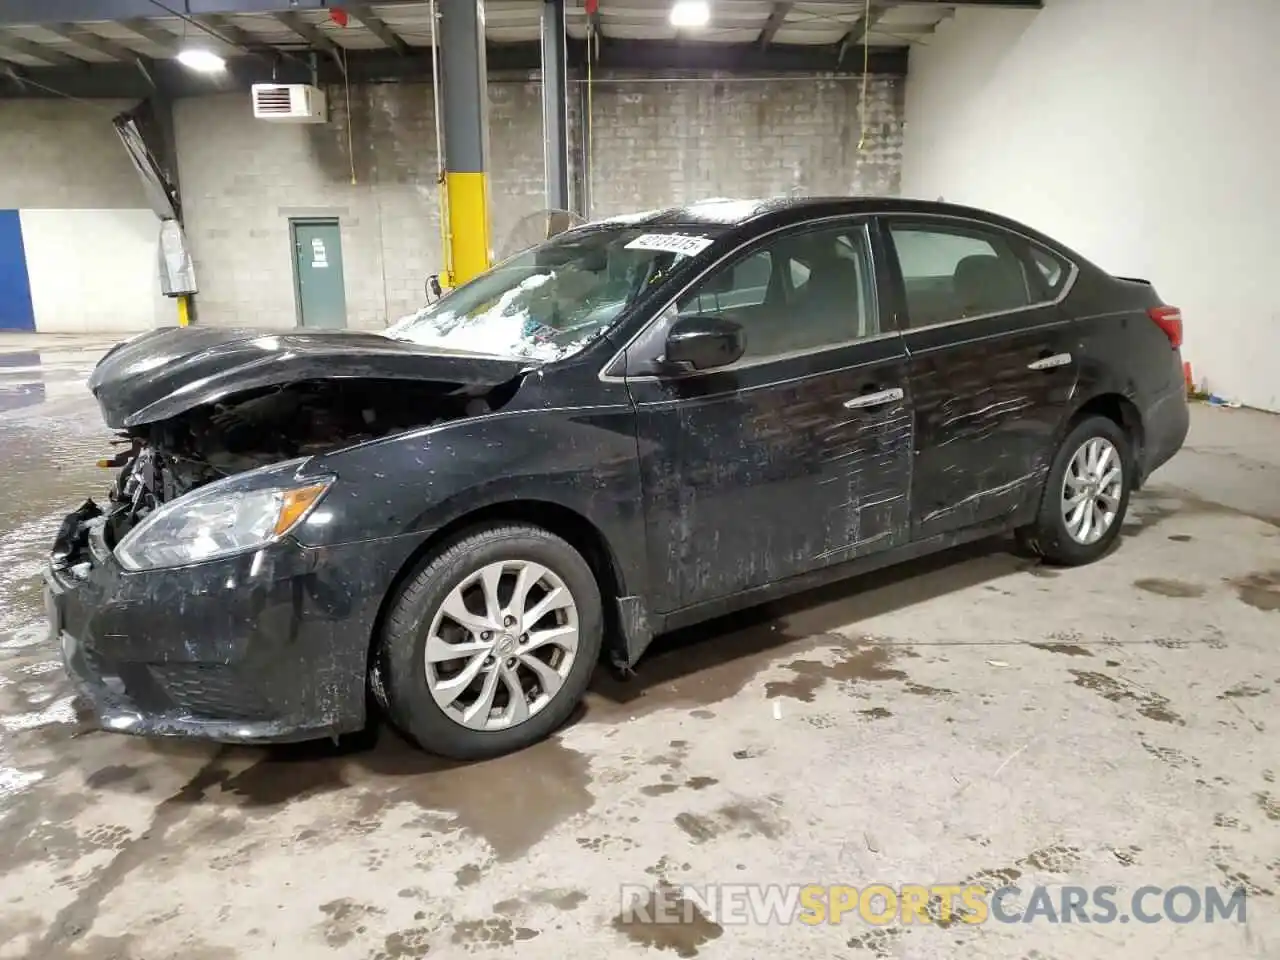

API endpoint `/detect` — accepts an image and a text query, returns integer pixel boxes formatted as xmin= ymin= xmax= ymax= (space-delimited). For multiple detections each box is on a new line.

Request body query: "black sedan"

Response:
xmin=46 ymin=197 xmax=1189 ymax=759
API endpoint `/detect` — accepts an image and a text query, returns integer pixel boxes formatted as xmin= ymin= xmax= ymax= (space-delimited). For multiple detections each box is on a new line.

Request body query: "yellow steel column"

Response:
xmin=444 ymin=172 xmax=491 ymax=286
xmin=439 ymin=0 xmax=492 ymax=287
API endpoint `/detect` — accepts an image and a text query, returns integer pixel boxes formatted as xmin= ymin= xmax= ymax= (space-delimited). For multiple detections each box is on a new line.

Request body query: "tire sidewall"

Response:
xmin=382 ymin=527 xmax=602 ymax=759
xmin=1036 ymin=416 xmax=1133 ymax=565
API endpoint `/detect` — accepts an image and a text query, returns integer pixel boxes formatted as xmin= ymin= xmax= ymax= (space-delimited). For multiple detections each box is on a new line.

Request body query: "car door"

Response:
xmin=879 ymin=216 xmax=1080 ymax=541
xmin=619 ymin=218 xmax=913 ymax=613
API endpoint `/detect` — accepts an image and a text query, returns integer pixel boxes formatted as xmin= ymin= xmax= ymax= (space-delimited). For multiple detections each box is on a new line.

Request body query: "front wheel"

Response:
xmin=376 ymin=524 xmax=603 ymax=760
xmin=1016 ymin=415 xmax=1133 ymax=566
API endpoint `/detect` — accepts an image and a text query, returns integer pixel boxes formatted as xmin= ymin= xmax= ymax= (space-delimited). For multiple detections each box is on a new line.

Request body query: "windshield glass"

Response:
xmin=385 ymin=225 xmax=724 ymax=361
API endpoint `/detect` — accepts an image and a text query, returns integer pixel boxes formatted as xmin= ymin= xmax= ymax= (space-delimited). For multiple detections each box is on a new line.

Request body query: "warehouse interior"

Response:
xmin=1 ymin=1 xmax=1278 ymax=958
xmin=0 ymin=0 xmax=1274 ymax=410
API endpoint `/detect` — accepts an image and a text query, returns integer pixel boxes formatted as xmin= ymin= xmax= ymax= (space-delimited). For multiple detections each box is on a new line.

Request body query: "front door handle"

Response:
xmin=1028 ymin=352 xmax=1072 ymax=371
xmin=843 ymin=387 xmax=904 ymax=409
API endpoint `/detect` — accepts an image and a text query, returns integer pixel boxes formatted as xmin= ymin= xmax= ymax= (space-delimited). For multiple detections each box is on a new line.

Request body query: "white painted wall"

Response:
xmin=0 ymin=102 xmax=172 ymax=335
xmin=901 ymin=0 xmax=1280 ymax=412
xmin=20 ymin=210 xmax=169 ymax=334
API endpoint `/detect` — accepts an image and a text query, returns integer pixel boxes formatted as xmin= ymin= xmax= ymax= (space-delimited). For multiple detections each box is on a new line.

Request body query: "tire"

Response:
xmin=375 ymin=523 xmax=603 ymax=760
xmin=1016 ymin=414 xmax=1133 ymax=566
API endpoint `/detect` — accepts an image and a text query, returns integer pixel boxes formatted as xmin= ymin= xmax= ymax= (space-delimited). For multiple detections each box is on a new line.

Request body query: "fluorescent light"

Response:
xmin=176 ymin=48 xmax=226 ymax=73
xmin=670 ymin=0 xmax=710 ymax=28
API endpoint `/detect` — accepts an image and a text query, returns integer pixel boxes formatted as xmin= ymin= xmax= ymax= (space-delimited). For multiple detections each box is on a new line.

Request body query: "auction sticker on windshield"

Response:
xmin=624 ymin=233 xmax=714 ymax=257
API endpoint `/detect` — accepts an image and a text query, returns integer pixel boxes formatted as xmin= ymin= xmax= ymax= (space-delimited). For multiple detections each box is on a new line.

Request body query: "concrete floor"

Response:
xmin=1 ymin=333 xmax=1277 ymax=960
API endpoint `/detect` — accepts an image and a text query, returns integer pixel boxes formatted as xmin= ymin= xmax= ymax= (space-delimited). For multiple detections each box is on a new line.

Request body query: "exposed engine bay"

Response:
xmin=51 ymin=326 xmax=533 ymax=576
xmin=96 ymin=378 xmax=506 ymax=548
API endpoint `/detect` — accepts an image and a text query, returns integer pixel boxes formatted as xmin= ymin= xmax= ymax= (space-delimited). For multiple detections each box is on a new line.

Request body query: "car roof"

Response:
xmin=587 ymin=196 xmax=1081 ymax=262
xmin=591 ymin=196 xmax=1002 ymax=227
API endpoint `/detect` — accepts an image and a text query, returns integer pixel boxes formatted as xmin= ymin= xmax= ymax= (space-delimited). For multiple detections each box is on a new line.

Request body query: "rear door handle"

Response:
xmin=843 ymin=387 xmax=904 ymax=409
xmin=1028 ymin=352 xmax=1072 ymax=370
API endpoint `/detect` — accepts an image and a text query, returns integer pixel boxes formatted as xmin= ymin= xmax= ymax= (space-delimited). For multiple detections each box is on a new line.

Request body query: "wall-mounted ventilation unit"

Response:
xmin=251 ymin=84 xmax=327 ymax=123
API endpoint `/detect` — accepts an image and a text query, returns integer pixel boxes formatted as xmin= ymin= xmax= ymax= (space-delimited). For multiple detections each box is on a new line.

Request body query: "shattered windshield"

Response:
xmin=385 ymin=225 xmax=724 ymax=361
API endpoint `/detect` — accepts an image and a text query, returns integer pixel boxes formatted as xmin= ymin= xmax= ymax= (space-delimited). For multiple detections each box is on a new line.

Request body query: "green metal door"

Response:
xmin=292 ymin=219 xmax=347 ymax=329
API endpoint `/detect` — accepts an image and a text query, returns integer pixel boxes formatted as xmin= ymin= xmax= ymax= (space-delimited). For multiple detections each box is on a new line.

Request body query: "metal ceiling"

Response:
xmin=0 ymin=1 xmax=1041 ymax=96
xmin=0 ymin=1 xmax=1042 ymax=64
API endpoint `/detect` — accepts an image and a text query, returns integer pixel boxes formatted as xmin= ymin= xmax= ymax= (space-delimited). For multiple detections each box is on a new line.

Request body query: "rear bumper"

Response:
xmin=1137 ymin=382 xmax=1190 ymax=485
xmin=47 ymin=514 xmax=418 ymax=744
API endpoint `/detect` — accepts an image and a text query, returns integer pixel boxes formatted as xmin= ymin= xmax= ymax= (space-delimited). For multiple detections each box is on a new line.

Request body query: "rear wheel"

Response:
xmin=376 ymin=524 xmax=602 ymax=760
xmin=1016 ymin=415 xmax=1132 ymax=566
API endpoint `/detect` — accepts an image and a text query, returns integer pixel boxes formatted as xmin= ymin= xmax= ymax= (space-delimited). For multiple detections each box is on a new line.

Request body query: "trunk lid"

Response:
xmin=88 ymin=327 xmax=532 ymax=429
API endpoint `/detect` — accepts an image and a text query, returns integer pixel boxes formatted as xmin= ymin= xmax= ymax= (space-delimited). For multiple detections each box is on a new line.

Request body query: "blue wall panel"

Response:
xmin=0 ymin=210 xmax=36 ymax=331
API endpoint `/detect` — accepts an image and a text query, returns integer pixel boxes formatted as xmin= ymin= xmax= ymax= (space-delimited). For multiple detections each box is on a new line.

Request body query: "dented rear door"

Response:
xmin=879 ymin=216 xmax=1079 ymax=540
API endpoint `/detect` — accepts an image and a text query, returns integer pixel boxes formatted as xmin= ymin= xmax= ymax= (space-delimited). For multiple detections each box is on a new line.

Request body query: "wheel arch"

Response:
xmin=1066 ymin=391 xmax=1145 ymax=478
xmin=365 ymin=499 xmax=630 ymax=678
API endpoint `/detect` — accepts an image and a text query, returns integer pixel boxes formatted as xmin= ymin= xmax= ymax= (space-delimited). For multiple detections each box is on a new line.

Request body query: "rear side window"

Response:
xmin=888 ymin=222 xmax=1035 ymax=328
xmin=1029 ymin=243 xmax=1071 ymax=296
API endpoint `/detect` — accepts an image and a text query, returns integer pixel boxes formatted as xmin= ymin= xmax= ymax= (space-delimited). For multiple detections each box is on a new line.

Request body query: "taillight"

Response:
xmin=1148 ymin=306 xmax=1183 ymax=348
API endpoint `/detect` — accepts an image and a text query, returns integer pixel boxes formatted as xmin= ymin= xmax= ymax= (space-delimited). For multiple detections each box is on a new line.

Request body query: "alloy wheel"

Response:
xmin=1060 ymin=436 xmax=1124 ymax=545
xmin=424 ymin=560 xmax=579 ymax=731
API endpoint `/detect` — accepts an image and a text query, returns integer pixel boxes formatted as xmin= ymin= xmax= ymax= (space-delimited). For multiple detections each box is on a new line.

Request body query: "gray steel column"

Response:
xmin=439 ymin=0 xmax=491 ymax=283
xmin=541 ymin=0 xmax=570 ymax=212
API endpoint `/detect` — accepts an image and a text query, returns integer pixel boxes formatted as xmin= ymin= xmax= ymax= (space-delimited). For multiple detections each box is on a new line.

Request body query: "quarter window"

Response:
xmin=676 ymin=223 xmax=877 ymax=362
xmin=888 ymin=223 xmax=1035 ymax=328
xmin=1029 ymin=243 xmax=1071 ymax=296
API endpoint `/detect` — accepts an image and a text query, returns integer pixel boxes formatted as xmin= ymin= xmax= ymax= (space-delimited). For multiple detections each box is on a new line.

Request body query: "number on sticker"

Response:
xmin=624 ymin=233 xmax=714 ymax=257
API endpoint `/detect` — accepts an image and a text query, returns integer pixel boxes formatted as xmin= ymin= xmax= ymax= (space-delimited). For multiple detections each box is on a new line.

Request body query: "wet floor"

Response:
xmin=1 ymin=333 xmax=1278 ymax=959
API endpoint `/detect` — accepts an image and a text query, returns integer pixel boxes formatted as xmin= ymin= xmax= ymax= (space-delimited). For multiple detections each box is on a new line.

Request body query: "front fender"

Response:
xmin=296 ymin=404 xmax=647 ymax=596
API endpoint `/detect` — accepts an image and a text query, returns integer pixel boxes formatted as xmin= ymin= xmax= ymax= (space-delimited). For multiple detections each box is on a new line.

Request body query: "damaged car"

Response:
xmin=46 ymin=197 xmax=1189 ymax=759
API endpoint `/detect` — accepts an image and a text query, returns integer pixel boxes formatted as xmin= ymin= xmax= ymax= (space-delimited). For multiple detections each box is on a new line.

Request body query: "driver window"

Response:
xmin=676 ymin=223 xmax=877 ymax=362
xmin=680 ymin=251 xmax=772 ymax=315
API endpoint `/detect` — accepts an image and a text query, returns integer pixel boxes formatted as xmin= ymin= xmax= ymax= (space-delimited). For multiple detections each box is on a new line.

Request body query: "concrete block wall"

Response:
xmin=0 ymin=100 xmax=169 ymax=332
xmin=174 ymin=84 xmax=432 ymax=330
xmin=583 ymin=74 xmax=903 ymax=217
xmin=174 ymin=80 xmax=556 ymax=330
xmin=177 ymin=72 xmax=904 ymax=330
xmin=3 ymin=73 xmax=905 ymax=333
xmin=0 ymin=99 xmax=149 ymax=209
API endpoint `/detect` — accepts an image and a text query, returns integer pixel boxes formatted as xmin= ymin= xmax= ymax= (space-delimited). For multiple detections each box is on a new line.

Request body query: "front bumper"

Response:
xmin=46 ymin=512 xmax=418 ymax=744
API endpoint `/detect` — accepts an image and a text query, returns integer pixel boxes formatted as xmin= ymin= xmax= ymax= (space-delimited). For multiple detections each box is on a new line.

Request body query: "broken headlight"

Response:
xmin=115 ymin=476 xmax=333 ymax=572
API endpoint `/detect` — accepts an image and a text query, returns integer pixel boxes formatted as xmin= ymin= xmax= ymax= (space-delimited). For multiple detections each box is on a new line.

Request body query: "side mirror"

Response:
xmin=664 ymin=315 xmax=745 ymax=372
xmin=425 ymin=274 xmax=443 ymax=301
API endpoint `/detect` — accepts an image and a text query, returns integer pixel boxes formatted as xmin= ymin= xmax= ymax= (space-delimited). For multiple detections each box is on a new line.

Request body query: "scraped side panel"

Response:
xmin=905 ymin=314 xmax=1079 ymax=539
xmin=629 ymin=339 xmax=913 ymax=614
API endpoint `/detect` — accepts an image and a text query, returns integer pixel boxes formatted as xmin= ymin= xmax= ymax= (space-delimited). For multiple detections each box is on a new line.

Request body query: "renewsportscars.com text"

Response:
xmin=620 ymin=883 xmax=1250 ymax=926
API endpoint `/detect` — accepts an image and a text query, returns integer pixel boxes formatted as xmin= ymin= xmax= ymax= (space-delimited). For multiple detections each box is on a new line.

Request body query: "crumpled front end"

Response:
xmin=47 ymin=327 xmax=523 ymax=742
xmin=46 ymin=499 xmax=403 ymax=743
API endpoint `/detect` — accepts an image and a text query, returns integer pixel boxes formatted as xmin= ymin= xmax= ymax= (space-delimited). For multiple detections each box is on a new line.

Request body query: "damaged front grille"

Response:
xmin=145 ymin=663 xmax=274 ymax=721
xmin=72 ymin=651 xmax=273 ymax=721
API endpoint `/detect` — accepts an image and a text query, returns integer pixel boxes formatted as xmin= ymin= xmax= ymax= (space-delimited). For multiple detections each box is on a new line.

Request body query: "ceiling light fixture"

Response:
xmin=176 ymin=48 xmax=227 ymax=73
xmin=670 ymin=0 xmax=710 ymax=29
